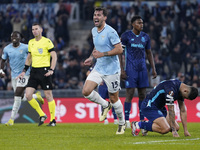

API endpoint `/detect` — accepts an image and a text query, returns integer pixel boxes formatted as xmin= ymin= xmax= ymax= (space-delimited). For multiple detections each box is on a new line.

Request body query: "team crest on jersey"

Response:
xmin=101 ymin=35 xmax=105 ymax=40
xmin=38 ymin=48 xmax=43 ymax=54
xmin=141 ymin=37 xmax=145 ymax=42
xmin=19 ymin=50 xmax=23 ymax=54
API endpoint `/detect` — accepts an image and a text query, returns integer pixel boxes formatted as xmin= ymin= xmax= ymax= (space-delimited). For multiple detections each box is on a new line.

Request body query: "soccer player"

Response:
xmin=131 ymin=79 xmax=198 ymax=137
xmin=82 ymin=7 xmax=125 ymax=134
xmin=18 ymin=23 xmax=57 ymax=126
xmin=120 ymin=15 xmax=157 ymax=130
xmin=0 ymin=31 xmax=44 ymax=126
xmin=87 ymin=67 xmax=118 ymax=125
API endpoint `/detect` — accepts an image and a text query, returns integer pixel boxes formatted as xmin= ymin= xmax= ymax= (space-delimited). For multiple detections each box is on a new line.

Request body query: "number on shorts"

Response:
xmin=111 ymin=81 xmax=118 ymax=89
xmin=18 ymin=77 xmax=26 ymax=84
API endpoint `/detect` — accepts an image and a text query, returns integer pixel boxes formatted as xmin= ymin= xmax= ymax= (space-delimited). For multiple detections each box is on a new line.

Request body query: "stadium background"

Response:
xmin=0 ymin=0 xmax=200 ymax=123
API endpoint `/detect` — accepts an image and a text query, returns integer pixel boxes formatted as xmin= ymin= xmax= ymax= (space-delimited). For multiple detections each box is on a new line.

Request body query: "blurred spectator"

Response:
xmin=65 ymin=58 xmax=81 ymax=81
xmin=171 ymin=44 xmax=182 ymax=77
xmin=56 ymin=3 xmax=69 ymax=43
xmin=67 ymin=77 xmax=79 ymax=89
xmin=56 ymin=78 xmax=68 ymax=89
xmin=55 ymin=18 xmax=68 ymax=46
xmin=176 ymin=72 xmax=185 ymax=83
xmin=11 ymin=13 xmax=25 ymax=33
xmin=4 ymin=12 xmax=13 ymax=42
xmin=126 ymin=7 xmax=135 ymax=25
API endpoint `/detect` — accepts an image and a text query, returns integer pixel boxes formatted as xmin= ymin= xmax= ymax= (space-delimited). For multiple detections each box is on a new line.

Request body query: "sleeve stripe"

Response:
xmin=48 ymin=48 xmax=55 ymax=52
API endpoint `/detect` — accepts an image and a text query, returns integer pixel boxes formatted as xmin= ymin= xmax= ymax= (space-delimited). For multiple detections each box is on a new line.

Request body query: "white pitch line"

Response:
xmin=131 ymin=138 xmax=200 ymax=145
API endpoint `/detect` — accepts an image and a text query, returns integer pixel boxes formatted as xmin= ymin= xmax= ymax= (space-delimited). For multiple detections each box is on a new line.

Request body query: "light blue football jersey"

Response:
xmin=92 ymin=24 xmax=121 ymax=75
xmin=2 ymin=43 xmax=30 ymax=78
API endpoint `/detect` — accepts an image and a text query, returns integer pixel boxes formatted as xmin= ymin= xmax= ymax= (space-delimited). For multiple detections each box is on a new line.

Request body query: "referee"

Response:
xmin=18 ymin=23 xmax=57 ymax=126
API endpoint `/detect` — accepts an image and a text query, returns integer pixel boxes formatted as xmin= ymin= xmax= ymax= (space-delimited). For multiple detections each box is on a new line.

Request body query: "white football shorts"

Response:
xmin=12 ymin=75 xmax=29 ymax=92
xmin=87 ymin=69 xmax=121 ymax=93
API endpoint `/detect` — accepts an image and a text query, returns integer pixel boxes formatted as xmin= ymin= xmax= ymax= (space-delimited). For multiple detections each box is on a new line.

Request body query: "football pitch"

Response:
xmin=1 ymin=123 xmax=200 ymax=150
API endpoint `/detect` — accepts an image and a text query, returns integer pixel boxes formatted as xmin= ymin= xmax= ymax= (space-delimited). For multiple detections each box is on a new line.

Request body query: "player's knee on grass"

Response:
xmin=160 ymin=126 xmax=171 ymax=134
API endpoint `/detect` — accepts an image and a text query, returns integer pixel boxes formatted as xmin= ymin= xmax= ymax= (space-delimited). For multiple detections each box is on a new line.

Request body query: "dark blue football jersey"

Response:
xmin=145 ymin=79 xmax=184 ymax=109
xmin=121 ymin=30 xmax=151 ymax=71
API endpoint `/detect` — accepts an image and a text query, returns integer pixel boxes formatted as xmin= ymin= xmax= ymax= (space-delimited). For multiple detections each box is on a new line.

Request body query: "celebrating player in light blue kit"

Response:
xmin=0 ymin=31 xmax=44 ymax=126
xmin=131 ymin=79 xmax=198 ymax=137
xmin=87 ymin=67 xmax=118 ymax=125
xmin=82 ymin=7 xmax=125 ymax=134
xmin=120 ymin=15 xmax=157 ymax=131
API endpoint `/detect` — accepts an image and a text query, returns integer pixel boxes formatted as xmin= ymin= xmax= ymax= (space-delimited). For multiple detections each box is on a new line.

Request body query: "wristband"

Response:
xmin=49 ymin=68 xmax=54 ymax=72
xmin=23 ymin=65 xmax=29 ymax=72
xmin=103 ymin=52 xmax=108 ymax=56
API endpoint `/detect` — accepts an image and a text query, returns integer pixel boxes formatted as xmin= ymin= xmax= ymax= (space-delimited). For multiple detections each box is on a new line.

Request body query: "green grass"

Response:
xmin=1 ymin=123 xmax=200 ymax=150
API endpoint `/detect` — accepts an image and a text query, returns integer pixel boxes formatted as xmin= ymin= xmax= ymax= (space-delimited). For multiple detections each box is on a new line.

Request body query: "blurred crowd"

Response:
xmin=0 ymin=0 xmax=200 ymax=90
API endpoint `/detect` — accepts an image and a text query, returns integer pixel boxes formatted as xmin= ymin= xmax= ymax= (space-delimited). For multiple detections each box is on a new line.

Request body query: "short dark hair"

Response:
xmin=32 ymin=22 xmax=42 ymax=28
xmin=11 ymin=31 xmax=25 ymax=41
xmin=188 ymin=86 xmax=198 ymax=100
xmin=12 ymin=31 xmax=23 ymax=39
xmin=94 ymin=7 xmax=108 ymax=16
xmin=131 ymin=15 xmax=142 ymax=24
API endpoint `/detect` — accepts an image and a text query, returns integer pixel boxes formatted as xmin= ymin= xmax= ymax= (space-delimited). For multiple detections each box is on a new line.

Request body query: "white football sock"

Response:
xmin=11 ymin=96 xmax=21 ymax=120
xmin=112 ymin=99 xmax=125 ymax=125
xmin=32 ymin=94 xmax=37 ymax=99
xmin=84 ymin=90 xmax=108 ymax=108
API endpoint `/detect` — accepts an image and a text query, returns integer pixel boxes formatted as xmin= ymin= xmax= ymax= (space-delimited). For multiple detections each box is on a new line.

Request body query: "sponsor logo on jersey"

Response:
xmin=131 ymin=43 xmax=144 ymax=48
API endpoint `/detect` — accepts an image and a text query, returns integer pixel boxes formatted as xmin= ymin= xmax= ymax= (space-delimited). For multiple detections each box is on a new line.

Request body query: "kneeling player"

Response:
xmin=131 ymin=79 xmax=198 ymax=137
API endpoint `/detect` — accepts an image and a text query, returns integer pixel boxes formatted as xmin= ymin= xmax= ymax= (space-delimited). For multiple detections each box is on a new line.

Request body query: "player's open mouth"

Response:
xmin=94 ymin=20 xmax=99 ymax=24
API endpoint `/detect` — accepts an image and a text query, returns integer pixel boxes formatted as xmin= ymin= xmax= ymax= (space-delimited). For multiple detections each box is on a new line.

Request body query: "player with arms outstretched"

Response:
xmin=131 ymin=79 xmax=198 ymax=137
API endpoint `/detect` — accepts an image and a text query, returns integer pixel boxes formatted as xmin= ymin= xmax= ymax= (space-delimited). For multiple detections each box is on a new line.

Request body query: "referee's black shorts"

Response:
xmin=27 ymin=67 xmax=53 ymax=90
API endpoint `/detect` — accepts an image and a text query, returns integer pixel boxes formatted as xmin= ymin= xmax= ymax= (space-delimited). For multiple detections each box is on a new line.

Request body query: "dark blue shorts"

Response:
xmin=141 ymin=99 xmax=167 ymax=122
xmin=98 ymin=83 xmax=109 ymax=99
xmin=125 ymin=68 xmax=149 ymax=88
